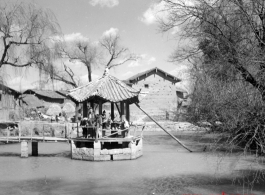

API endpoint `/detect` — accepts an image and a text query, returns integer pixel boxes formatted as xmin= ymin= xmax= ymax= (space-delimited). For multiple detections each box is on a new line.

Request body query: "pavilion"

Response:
xmin=68 ymin=68 xmax=141 ymax=123
xmin=67 ymin=68 xmax=144 ymax=161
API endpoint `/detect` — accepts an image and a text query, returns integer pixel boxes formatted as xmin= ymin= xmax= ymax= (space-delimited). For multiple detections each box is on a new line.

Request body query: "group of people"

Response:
xmin=80 ymin=109 xmax=129 ymax=139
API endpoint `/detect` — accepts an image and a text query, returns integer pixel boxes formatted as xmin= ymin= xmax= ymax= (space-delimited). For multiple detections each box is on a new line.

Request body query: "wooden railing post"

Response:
xmin=42 ymin=125 xmax=45 ymax=142
xmin=18 ymin=122 xmax=21 ymax=142
xmin=95 ymin=126 xmax=99 ymax=143
xmin=77 ymin=122 xmax=79 ymax=138
xmin=6 ymin=128 xmax=9 ymax=143
xmin=65 ymin=124 xmax=67 ymax=138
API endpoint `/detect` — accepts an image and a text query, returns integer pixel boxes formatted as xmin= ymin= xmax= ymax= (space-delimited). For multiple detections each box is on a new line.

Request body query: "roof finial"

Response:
xmin=103 ymin=67 xmax=109 ymax=76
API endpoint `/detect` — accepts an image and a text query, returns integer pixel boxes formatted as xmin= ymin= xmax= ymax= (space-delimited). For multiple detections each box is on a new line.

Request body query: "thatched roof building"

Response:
xmin=20 ymin=94 xmax=44 ymax=108
xmin=23 ymin=89 xmax=65 ymax=105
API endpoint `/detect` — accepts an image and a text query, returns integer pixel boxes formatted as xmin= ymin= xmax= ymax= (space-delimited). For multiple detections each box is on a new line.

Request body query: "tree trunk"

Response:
xmin=232 ymin=58 xmax=265 ymax=101
xmin=87 ymin=64 xmax=92 ymax=82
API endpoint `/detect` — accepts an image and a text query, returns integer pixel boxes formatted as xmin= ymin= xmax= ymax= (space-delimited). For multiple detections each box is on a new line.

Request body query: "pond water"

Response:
xmin=0 ymin=132 xmax=264 ymax=195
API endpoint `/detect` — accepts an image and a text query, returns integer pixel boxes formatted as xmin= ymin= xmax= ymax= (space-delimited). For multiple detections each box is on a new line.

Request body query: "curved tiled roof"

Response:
xmin=68 ymin=69 xmax=140 ymax=103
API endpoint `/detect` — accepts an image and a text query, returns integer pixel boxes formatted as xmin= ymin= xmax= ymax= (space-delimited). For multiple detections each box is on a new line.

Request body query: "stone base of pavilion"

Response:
xmin=70 ymin=137 xmax=143 ymax=161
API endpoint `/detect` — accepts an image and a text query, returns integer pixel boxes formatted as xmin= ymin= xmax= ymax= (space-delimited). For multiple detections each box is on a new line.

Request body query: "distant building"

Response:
xmin=125 ymin=67 xmax=181 ymax=120
xmin=19 ymin=94 xmax=44 ymax=108
xmin=21 ymin=89 xmax=76 ymax=108
xmin=55 ymin=90 xmax=75 ymax=105
xmin=0 ymin=84 xmax=21 ymax=121
xmin=23 ymin=89 xmax=66 ymax=107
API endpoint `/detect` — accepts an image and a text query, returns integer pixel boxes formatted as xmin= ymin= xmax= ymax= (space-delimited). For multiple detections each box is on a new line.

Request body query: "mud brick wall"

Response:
xmin=130 ymin=73 xmax=178 ymax=117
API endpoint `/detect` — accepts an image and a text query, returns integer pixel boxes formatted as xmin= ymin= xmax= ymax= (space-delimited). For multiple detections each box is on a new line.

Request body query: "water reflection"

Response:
xmin=0 ymin=133 xmax=264 ymax=195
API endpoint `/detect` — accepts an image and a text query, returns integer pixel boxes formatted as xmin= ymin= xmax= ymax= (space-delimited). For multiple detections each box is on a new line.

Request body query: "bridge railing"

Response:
xmin=0 ymin=121 xmax=80 ymax=142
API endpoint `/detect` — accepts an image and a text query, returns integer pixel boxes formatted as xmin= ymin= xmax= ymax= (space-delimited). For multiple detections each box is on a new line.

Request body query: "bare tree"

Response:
xmin=100 ymin=33 xmax=138 ymax=69
xmin=159 ymin=0 xmax=265 ymax=168
xmin=45 ymin=62 xmax=81 ymax=88
xmin=160 ymin=0 xmax=265 ymax=100
xmin=48 ymin=32 xmax=138 ymax=88
xmin=0 ymin=2 xmax=60 ymax=69
xmin=55 ymin=39 xmax=99 ymax=82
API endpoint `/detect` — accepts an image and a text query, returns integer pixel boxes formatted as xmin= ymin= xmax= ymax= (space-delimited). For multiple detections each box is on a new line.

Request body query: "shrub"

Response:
xmin=186 ymin=73 xmax=265 ymax=154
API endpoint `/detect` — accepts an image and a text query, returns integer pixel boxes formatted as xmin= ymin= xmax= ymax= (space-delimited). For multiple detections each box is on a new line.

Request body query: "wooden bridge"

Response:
xmin=0 ymin=121 xmax=145 ymax=160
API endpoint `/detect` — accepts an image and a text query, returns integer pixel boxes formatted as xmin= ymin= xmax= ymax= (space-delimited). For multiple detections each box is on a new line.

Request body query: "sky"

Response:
xmin=2 ymin=0 xmax=191 ymax=92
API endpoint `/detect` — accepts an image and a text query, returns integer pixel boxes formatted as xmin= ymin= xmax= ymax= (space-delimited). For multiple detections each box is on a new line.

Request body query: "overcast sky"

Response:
xmin=2 ymin=0 xmax=190 ymax=91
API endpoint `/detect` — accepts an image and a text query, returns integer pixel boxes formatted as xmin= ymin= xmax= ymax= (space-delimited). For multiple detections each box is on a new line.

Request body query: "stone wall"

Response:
xmin=129 ymin=73 xmax=178 ymax=119
xmin=71 ymin=139 xmax=143 ymax=161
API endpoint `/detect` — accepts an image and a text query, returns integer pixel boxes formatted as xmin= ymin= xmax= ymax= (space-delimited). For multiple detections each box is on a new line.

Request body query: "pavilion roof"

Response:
xmin=68 ymin=69 xmax=140 ymax=104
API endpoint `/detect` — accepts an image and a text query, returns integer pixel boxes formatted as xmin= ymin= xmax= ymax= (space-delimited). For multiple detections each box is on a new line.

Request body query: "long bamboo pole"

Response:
xmin=135 ymin=103 xmax=192 ymax=152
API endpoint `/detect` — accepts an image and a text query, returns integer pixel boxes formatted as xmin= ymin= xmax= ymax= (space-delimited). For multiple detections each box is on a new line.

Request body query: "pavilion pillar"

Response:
xmin=120 ymin=102 xmax=124 ymax=117
xmin=99 ymin=100 xmax=102 ymax=115
xmin=75 ymin=102 xmax=79 ymax=122
xmin=111 ymin=102 xmax=114 ymax=120
xmin=75 ymin=102 xmax=80 ymax=137
xmin=83 ymin=100 xmax=88 ymax=118
xmin=32 ymin=141 xmax=38 ymax=156
xmin=90 ymin=101 xmax=94 ymax=112
xmin=126 ymin=102 xmax=130 ymax=122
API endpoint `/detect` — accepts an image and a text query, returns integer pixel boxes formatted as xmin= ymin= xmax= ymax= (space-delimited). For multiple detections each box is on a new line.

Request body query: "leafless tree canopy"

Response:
xmin=46 ymin=32 xmax=138 ymax=88
xmin=0 ymin=2 xmax=60 ymax=69
xmin=56 ymin=40 xmax=99 ymax=83
xmin=159 ymin=0 xmax=265 ymax=158
xmin=100 ymin=34 xmax=138 ymax=69
xmin=160 ymin=0 xmax=265 ymax=99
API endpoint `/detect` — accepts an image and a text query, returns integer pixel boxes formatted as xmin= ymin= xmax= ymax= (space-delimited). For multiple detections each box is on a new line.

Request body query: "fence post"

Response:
xmin=42 ymin=125 xmax=45 ymax=142
xmin=77 ymin=122 xmax=79 ymax=137
xmin=18 ymin=122 xmax=21 ymax=142
xmin=65 ymin=124 xmax=67 ymax=138
xmin=31 ymin=125 xmax=33 ymax=142
xmin=6 ymin=128 xmax=9 ymax=143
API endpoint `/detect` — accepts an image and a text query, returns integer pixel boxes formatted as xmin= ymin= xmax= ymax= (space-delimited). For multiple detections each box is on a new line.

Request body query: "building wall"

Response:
xmin=129 ymin=73 xmax=178 ymax=118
